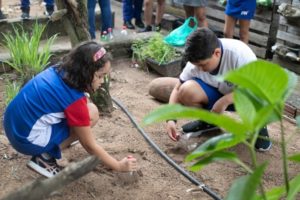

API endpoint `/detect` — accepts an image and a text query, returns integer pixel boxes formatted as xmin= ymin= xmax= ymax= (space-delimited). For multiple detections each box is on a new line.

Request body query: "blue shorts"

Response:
xmin=225 ymin=0 xmax=256 ymax=20
xmin=4 ymin=120 xmax=70 ymax=159
xmin=193 ymin=78 xmax=234 ymax=111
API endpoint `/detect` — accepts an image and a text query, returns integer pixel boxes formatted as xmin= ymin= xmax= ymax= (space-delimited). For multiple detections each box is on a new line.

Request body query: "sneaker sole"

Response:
xmin=27 ymin=160 xmax=54 ymax=178
xmin=256 ymin=142 xmax=272 ymax=152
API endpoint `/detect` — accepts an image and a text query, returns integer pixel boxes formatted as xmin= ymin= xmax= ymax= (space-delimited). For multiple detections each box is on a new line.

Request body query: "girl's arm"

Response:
xmin=71 ymin=126 xmax=137 ymax=172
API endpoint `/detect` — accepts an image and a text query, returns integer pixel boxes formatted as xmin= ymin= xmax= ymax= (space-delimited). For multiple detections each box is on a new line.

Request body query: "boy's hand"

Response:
xmin=166 ymin=121 xmax=180 ymax=141
xmin=118 ymin=156 xmax=138 ymax=172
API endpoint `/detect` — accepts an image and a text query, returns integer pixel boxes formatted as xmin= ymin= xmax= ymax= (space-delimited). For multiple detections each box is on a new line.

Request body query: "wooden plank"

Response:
xmin=207 ymin=19 xmax=269 ymax=46
xmin=206 ymin=7 xmax=270 ymax=34
xmin=273 ymin=55 xmax=300 ymax=75
xmin=277 ymin=30 xmax=300 ymax=46
xmin=248 ymin=44 xmax=268 ymax=58
xmin=207 ymin=0 xmax=272 ymax=21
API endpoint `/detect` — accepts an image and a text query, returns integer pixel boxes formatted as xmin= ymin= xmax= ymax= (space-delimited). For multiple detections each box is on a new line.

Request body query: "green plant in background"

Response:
xmin=132 ymin=33 xmax=181 ymax=65
xmin=4 ymin=81 xmax=20 ymax=106
xmin=2 ymin=21 xmax=57 ymax=81
xmin=143 ymin=60 xmax=300 ymax=199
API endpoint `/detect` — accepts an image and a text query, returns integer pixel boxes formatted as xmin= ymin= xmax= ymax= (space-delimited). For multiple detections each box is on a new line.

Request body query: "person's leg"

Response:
xmin=154 ymin=0 xmax=165 ymax=31
xmin=0 ymin=0 xmax=5 ymax=19
xmin=87 ymin=0 xmax=97 ymax=39
xmin=44 ymin=0 xmax=55 ymax=16
xmin=238 ymin=19 xmax=251 ymax=44
xmin=183 ymin=5 xmax=195 ymax=27
xmin=21 ymin=0 xmax=30 ymax=18
xmin=179 ymin=79 xmax=223 ymax=133
xmin=177 ymin=80 xmax=209 ymax=108
xmin=98 ymin=0 xmax=113 ymax=33
xmin=123 ymin=0 xmax=135 ymax=29
xmin=194 ymin=6 xmax=208 ymax=27
xmin=60 ymin=102 xmax=99 ymax=150
xmin=134 ymin=0 xmax=145 ymax=28
xmin=139 ymin=0 xmax=153 ymax=32
xmin=223 ymin=15 xmax=236 ymax=39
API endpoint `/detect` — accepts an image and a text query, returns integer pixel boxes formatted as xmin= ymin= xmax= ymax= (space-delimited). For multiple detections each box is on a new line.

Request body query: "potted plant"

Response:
xmin=131 ymin=34 xmax=182 ymax=77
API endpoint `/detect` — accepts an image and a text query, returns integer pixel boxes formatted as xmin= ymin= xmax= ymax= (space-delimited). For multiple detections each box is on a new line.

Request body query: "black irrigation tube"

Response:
xmin=112 ymin=97 xmax=222 ymax=200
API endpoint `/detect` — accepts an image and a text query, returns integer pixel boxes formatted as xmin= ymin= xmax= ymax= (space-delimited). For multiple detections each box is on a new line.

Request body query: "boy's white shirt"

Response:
xmin=180 ymin=38 xmax=257 ymax=95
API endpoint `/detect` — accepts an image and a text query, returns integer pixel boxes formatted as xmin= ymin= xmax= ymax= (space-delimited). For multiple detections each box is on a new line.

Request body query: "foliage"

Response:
xmin=131 ymin=33 xmax=181 ymax=65
xmin=143 ymin=60 xmax=299 ymax=199
xmin=1 ymin=21 xmax=57 ymax=81
xmin=4 ymin=81 xmax=20 ymax=106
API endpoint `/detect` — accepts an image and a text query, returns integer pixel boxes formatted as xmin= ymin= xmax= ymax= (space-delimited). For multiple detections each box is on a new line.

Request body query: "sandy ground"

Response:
xmin=0 ymin=58 xmax=300 ymax=200
xmin=1 ymin=1 xmax=300 ymax=200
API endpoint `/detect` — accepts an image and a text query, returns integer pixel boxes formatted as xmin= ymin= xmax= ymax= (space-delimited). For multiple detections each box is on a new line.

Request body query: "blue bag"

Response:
xmin=164 ymin=17 xmax=198 ymax=47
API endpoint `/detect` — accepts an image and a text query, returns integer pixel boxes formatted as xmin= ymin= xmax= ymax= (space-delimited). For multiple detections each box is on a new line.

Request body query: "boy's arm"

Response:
xmin=211 ymin=92 xmax=233 ymax=113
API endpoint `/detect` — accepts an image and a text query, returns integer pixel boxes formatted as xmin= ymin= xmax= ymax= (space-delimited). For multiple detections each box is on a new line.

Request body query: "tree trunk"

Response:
xmin=55 ymin=0 xmax=113 ymax=113
xmin=55 ymin=0 xmax=90 ymax=46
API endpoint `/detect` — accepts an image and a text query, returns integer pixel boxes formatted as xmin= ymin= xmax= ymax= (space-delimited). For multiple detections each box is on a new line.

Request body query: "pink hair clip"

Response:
xmin=93 ymin=47 xmax=107 ymax=62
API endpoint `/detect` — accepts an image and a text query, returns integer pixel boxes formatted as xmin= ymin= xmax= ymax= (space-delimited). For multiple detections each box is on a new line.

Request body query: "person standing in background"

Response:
xmin=175 ymin=0 xmax=208 ymax=27
xmin=123 ymin=0 xmax=145 ymax=30
xmin=224 ymin=0 xmax=256 ymax=44
xmin=88 ymin=0 xmax=113 ymax=39
xmin=0 ymin=0 xmax=6 ymax=19
xmin=140 ymin=0 xmax=165 ymax=32
xmin=20 ymin=0 xmax=55 ymax=19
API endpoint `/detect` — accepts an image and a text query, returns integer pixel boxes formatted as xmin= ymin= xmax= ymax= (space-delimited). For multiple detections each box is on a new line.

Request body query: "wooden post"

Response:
xmin=55 ymin=0 xmax=90 ymax=47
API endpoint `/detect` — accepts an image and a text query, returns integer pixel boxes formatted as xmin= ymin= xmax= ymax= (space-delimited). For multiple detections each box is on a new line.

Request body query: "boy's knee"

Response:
xmin=177 ymin=82 xmax=194 ymax=104
xmin=87 ymin=103 xmax=99 ymax=127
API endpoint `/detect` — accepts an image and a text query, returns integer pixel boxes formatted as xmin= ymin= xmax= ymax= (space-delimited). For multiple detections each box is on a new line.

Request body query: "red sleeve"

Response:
xmin=65 ymin=97 xmax=90 ymax=126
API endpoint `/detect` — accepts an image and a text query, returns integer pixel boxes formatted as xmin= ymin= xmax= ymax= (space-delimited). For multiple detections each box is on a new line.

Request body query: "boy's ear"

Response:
xmin=214 ymin=48 xmax=222 ymax=57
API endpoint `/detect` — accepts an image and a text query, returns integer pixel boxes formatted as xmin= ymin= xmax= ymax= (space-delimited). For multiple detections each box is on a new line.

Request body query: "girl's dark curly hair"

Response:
xmin=56 ymin=41 xmax=111 ymax=92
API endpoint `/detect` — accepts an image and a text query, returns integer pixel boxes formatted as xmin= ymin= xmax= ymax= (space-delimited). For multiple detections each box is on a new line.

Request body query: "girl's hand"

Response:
xmin=118 ymin=156 xmax=138 ymax=172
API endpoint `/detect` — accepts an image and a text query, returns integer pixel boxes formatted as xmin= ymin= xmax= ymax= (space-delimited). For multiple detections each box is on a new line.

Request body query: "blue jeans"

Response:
xmin=21 ymin=0 xmax=54 ymax=10
xmin=88 ymin=0 xmax=113 ymax=39
xmin=123 ymin=0 xmax=144 ymax=22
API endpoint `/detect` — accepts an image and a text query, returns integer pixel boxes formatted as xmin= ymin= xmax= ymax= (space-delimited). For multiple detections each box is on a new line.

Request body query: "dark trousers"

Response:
xmin=123 ymin=0 xmax=144 ymax=22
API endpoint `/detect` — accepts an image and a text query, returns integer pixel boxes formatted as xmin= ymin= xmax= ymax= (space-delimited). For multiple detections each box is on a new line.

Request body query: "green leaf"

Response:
xmin=225 ymin=163 xmax=267 ymax=200
xmin=143 ymin=104 xmax=248 ymax=136
xmin=288 ymin=154 xmax=300 ymax=163
xmin=296 ymin=116 xmax=300 ymax=128
xmin=287 ymin=174 xmax=300 ymax=200
xmin=189 ymin=151 xmax=238 ymax=171
xmin=186 ymin=133 xmax=246 ymax=161
xmin=234 ymin=89 xmax=256 ymax=128
xmin=253 ymin=185 xmax=285 ymax=200
xmin=222 ymin=60 xmax=289 ymax=105
xmin=283 ymin=69 xmax=298 ymax=102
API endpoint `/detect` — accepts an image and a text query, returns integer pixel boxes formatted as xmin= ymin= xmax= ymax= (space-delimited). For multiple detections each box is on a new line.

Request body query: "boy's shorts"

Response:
xmin=193 ymin=78 xmax=234 ymax=111
xmin=225 ymin=0 xmax=256 ymax=20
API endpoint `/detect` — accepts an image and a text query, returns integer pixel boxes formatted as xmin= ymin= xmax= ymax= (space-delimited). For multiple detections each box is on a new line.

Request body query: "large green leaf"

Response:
xmin=189 ymin=151 xmax=239 ymax=171
xmin=186 ymin=133 xmax=246 ymax=161
xmin=253 ymin=185 xmax=285 ymax=200
xmin=222 ymin=60 xmax=289 ymax=105
xmin=296 ymin=116 xmax=300 ymax=128
xmin=143 ymin=104 xmax=248 ymax=136
xmin=225 ymin=163 xmax=267 ymax=200
xmin=288 ymin=153 xmax=300 ymax=163
xmin=283 ymin=69 xmax=298 ymax=102
xmin=233 ymin=89 xmax=256 ymax=128
xmin=287 ymin=174 xmax=300 ymax=200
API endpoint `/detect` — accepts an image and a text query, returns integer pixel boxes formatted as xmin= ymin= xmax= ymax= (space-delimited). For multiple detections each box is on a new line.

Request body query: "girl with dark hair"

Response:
xmin=3 ymin=41 xmax=137 ymax=178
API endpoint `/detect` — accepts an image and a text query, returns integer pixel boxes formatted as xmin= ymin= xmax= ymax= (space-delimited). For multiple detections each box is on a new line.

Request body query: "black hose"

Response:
xmin=112 ymin=97 xmax=222 ymax=200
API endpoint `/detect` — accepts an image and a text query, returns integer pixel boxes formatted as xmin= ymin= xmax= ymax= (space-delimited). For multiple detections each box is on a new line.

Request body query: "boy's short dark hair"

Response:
xmin=57 ymin=41 xmax=111 ymax=92
xmin=183 ymin=27 xmax=219 ymax=63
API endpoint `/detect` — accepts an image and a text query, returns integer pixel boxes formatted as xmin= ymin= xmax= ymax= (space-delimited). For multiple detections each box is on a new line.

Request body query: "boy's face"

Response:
xmin=191 ymin=48 xmax=221 ymax=72
xmin=92 ymin=61 xmax=111 ymax=91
